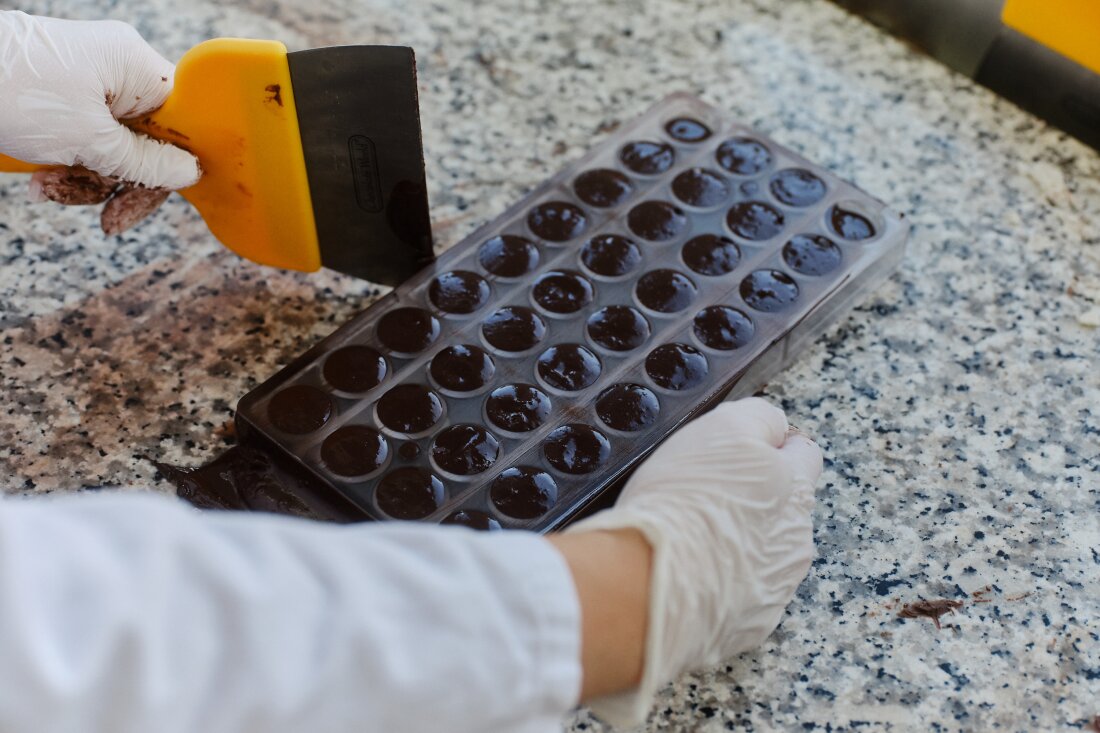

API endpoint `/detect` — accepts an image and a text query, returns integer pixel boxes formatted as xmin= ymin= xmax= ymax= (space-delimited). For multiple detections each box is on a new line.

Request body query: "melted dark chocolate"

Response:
xmin=442 ymin=509 xmax=502 ymax=530
xmin=267 ymin=385 xmax=333 ymax=435
xmin=830 ymin=205 xmax=876 ymax=240
xmin=320 ymin=425 xmax=389 ymax=477
xmin=490 ymin=466 xmax=557 ymax=519
xmin=671 ymin=168 xmax=729 ymax=208
xmin=482 ymin=306 xmax=547 ymax=352
xmin=430 ymin=344 xmax=495 ymax=392
xmin=665 ymin=117 xmax=711 ymax=143
xmin=587 ymin=306 xmax=651 ymax=352
xmin=715 ymin=137 xmax=771 ymax=175
xmin=635 ymin=269 xmax=697 ymax=313
xmin=429 ymin=270 xmax=491 ymax=314
xmin=646 ymin=343 xmax=709 ymax=390
xmin=377 ymin=307 xmax=441 ymax=354
xmin=596 ymin=383 xmax=660 ymax=431
xmin=581 ymin=234 xmax=641 ymax=278
xmin=376 ymin=384 xmax=444 ymax=434
xmin=527 ymin=201 xmax=588 ymax=242
xmin=682 ymin=234 xmax=741 ymax=276
xmin=693 ymin=306 xmax=754 ymax=350
xmin=627 ymin=200 xmax=688 ymax=241
xmin=769 ymin=169 xmax=826 ymax=207
xmin=740 ymin=269 xmax=800 ymax=312
xmin=376 ymin=467 xmax=443 ymax=519
xmin=323 ymin=345 xmax=387 ymax=393
xmin=431 ymin=424 xmax=500 ymax=476
xmin=619 ymin=140 xmax=675 ymax=174
xmin=783 ymin=234 xmax=841 ymax=275
xmin=726 ymin=201 xmax=785 ymax=241
xmin=543 ymin=424 xmax=611 ymax=475
xmin=536 ymin=344 xmax=602 ymax=392
xmin=478 ymin=234 xmax=539 ymax=278
xmin=398 ymin=441 xmax=421 ymax=461
xmin=486 ymin=384 xmax=551 ymax=432
xmin=532 ymin=270 xmax=595 ymax=314
xmin=573 ymin=168 xmax=634 ymax=208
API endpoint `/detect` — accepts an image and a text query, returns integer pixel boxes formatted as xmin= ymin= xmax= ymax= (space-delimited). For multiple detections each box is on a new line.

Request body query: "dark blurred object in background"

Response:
xmin=832 ymin=0 xmax=1100 ymax=150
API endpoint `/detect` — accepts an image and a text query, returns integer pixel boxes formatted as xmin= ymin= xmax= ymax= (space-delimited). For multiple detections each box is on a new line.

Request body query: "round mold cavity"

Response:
xmin=531 ymin=270 xmax=595 ymax=316
xmin=580 ymin=234 xmax=642 ymax=279
xmin=431 ymin=424 xmax=501 ymax=478
xmin=664 ymin=117 xmax=712 ymax=143
xmin=671 ymin=167 xmax=729 ymax=209
xmin=573 ymin=168 xmax=634 ymax=208
xmin=619 ymin=140 xmax=675 ymax=175
xmin=740 ymin=269 xmax=800 ymax=312
xmin=441 ymin=509 xmax=502 ymax=530
xmin=635 ymin=269 xmax=697 ymax=314
xmin=586 ymin=305 xmax=651 ymax=353
xmin=715 ymin=137 xmax=772 ymax=176
xmin=319 ymin=425 xmax=389 ymax=479
xmin=645 ymin=343 xmax=709 ymax=391
xmin=429 ymin=344 xmax=496 ymax=394
xmin=478 ymin=234 xmax=540 ymax=279
xmin=376 ymin=307 xmax=441 ymax=355
xmin=267 ymin=384 xmax=334 ymax=435
xmin=481 ymin=306 xmax=547 ymax=355
xmin=527 ymin=200 xmax=588 ymax=242
xmin=596 ymin=383 xmax=661 ymax=432
xmin=375 ymin=467 xmax=444 ymax=520
xmin=692 ymin=306 xmax=755 ymax=351
xmin=543 ymin=423 xmax=611 ymax=475
xmin=485 ymin=384 xmax=552 ymax=434
xmin=428 ymin=270 xmax=491 ymax=315
xmin=375 ymin=384 xmax=445 ymax=437
xmin=827 ymin=199 xmax=882 ymax=241
xmin=769 ymin=168 xmax=827 ymax=208
xmin=681 ymin=234 xmax=741 ymax=276
xmin=783 ymin=234 xmax=842 ymax=276
xmin=321 ymin=345 xmax=387 ymax=394
xmin=726 ymin=201 xmax=785 ymax=241
xmin=536 ymin=344 xmax=602 ymax=393
xmin=490 ymin=466 xmax=558 ymax=519
xmin=627 ymin=200 xmax=688 ymax=242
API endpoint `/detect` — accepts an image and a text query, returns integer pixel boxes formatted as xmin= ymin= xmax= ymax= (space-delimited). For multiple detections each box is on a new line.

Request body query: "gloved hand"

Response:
xmin=570 ymin=398 xmax=821 ymax=727
xmin=0 ymin=11 xmax=200 ymax=234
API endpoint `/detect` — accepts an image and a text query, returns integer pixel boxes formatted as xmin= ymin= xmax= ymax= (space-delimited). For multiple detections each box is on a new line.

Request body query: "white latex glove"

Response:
xmin=570 ymin=397 xmax=822 ymax=727
xmin=0 ymin=11 xmax=200 ymax=232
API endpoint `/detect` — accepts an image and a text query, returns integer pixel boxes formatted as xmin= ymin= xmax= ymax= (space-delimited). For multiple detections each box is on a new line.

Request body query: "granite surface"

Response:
xmin=1 ymin=0 xmax=1097 ymax=730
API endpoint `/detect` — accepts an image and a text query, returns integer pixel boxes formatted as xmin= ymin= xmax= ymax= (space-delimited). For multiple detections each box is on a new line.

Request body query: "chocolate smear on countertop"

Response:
xmin=897 ymin=599 xmax=964 ymax=630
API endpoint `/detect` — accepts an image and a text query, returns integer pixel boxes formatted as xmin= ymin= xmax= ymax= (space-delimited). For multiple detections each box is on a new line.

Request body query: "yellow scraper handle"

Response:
xmin=0 ymin=38 xmax=321 ymax=273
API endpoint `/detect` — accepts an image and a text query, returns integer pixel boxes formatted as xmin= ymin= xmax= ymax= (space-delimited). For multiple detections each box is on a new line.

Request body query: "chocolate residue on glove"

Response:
xmin=33 ymin=165 xmax=118 ymax=205
xmin=897 ymin=599 xmax=964 ymax=630
xmin=101 ymin=185 xmax=170 ymax=235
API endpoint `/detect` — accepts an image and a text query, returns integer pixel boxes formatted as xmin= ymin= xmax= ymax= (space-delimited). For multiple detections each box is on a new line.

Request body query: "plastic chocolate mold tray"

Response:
xmin=235 ymin=93 xmax=909 ymax=531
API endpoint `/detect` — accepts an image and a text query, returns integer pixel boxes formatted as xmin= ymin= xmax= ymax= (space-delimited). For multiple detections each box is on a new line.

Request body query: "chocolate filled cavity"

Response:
xmin=665 ymin=117 xmax=712 ymax=143
xmin=635 ymin=269 xmax=697 ymax=313
xmin=482 ymin=306 xmax=547 ymax=353
xmin=783 ymin=234 xmax=842 ymax=275
xmin=322 ymin=345 xmax=387 ymax=393
xmin=478 ymin=234 xmax=539 ymax=278
xmin=716 ymin=137 xmax=772 ymax=175
xmin=442 ymin=509 xmax=501 ymax=530
xmin=727 ymin=201 xmax=785 ymax=241
xmin=830 ymin=205 xmax=876 ymax=240
xmin=486 ymin=384 xmax=552 ymax=432
xmin=376 ymin=467 xmax=443 ymax=520
xmin=377 ymin=307 xmax=440 ymax=354
xmin=627 ymin=201 xmax=688 ymax=241
xmin=398 ymin=441 xmax=421 ymax=461
xmin=682 ymin=234 xmax=741 ymax=276
xmin=376 ymin=384 xmax=444 ymax=434
xmin=432 ymin=424 xmax=500 ymax=476
xmin=693 ymin=306 xmax=755 ymax=350
xmin=619 ymin=140 xmax=675 ymax=174
xmin=430 ymin=344 xmax=495 ymax=392
xmin=573 ymin=168 xmax=634 ymax=208
xmin=580 ymin=234 xmax=641 ymax=278
xmin=532 ymin=270 xmax=594 ymax=314
xmin=268 ymin=385 xmax=333 ymax=435
xmin=429 ymin=270 xmax=490 ymax=314
xmin=671 ymin=168 xmax=729 ymax=208
xmin=587 ymin=306 xmax=651 ymax=352
xmin=537 ymin=344 xmax=602 ymax=392
xmin=320 ymin=425 xmax=388 ymax=477
xmin=740 ymin=269 xmax=800 ymax=312
xmin=646 ymin=343 xmax=709 ymax=390
xmin=770 ymin=169 xmax=826 ymax=207
xmin=491 ymin=466 xmax=557 ymax=519
xmin=527 ymin=201 xmax=588 ymax=242
xmin=596 ymin=383 xmax=660 ymax=432
xmin=544 ymin=424 xmax=611 ymax=475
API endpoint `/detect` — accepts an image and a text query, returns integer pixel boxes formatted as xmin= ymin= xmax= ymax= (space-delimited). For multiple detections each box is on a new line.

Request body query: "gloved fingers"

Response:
xmin=28 ymin=166 xmax=118 ymax=205
xmin=101 ymin=185 xmax=171 ymax=236
xmin=710 ymin=398 xmax=789 ymax=448
xmin=779 ymin=433 xmax=823 ymax=485
xmin=81 ymin=116 xmax=200 ymax=190
xmin=86 ymin=19 xmax=176 ymax=119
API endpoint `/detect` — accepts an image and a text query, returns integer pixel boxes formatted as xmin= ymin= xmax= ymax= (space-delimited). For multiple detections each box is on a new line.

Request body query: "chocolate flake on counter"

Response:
xmin=897 ymin=599 xmax=964 ymax=630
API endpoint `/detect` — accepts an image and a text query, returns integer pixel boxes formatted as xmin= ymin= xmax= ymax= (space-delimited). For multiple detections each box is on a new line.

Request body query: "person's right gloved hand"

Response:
xmin=571 ymin=397 xmax=822 ymax=727
xmin=0 ymin=11 xmax=200 ymax=234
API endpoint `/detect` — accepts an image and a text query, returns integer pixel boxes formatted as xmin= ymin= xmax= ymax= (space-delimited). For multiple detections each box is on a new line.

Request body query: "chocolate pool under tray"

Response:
xmin=234 ymin=93 xmax=909 ymax=531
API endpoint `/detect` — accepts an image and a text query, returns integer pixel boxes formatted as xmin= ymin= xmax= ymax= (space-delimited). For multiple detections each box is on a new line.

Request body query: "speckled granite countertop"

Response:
xmin=1 ymin=0 xmax=1097 ymax=730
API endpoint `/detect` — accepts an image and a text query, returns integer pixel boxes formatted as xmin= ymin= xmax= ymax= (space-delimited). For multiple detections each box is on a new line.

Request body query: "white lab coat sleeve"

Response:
xmin=0 ymin=490 xmax=582 ymax=733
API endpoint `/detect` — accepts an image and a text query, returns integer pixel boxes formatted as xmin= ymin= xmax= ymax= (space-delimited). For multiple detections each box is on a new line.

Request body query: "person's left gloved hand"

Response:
xmin=0 ymin=11 xmax=200 ymax=234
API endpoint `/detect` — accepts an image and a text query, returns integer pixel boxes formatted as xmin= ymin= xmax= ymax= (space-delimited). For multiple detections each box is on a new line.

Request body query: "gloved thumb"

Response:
xmin=83 ymin=118 xmax=200 ymax=190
